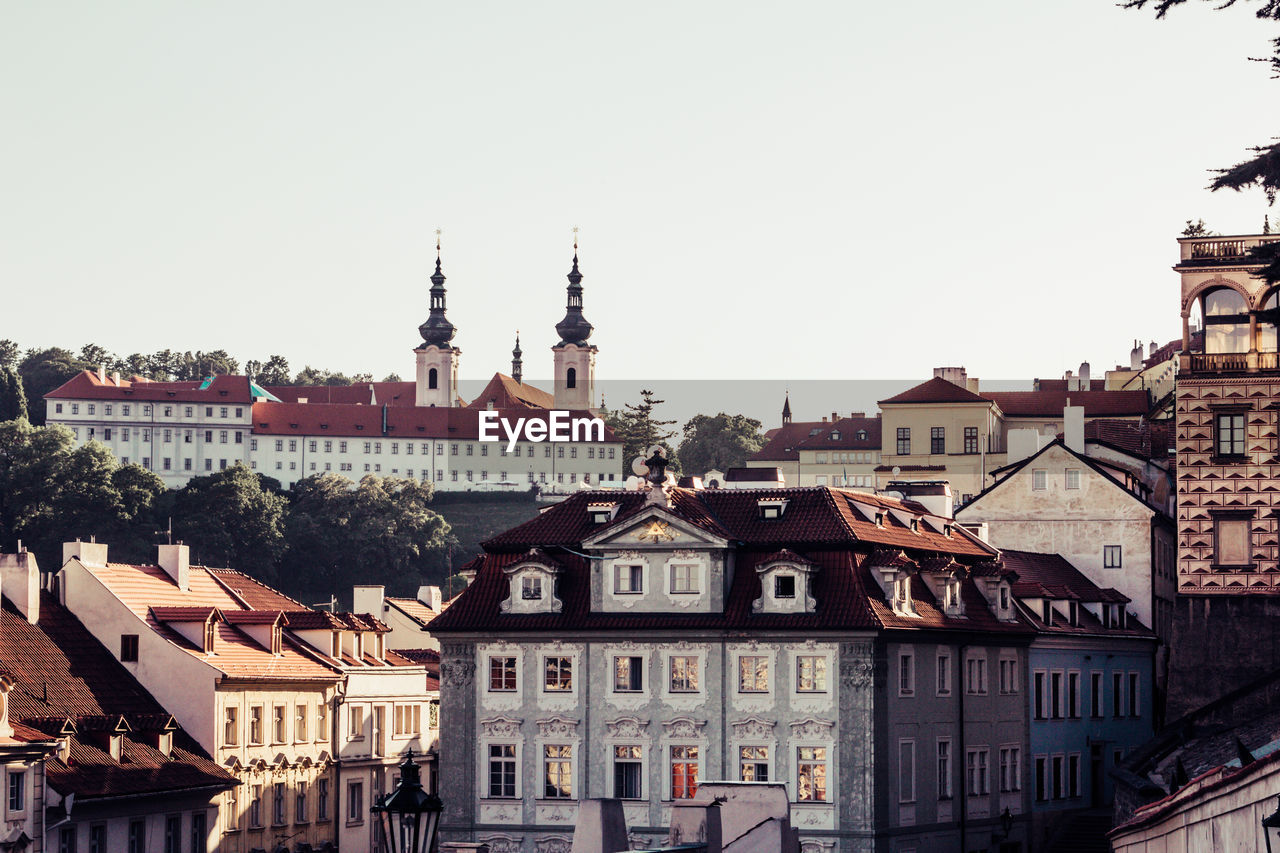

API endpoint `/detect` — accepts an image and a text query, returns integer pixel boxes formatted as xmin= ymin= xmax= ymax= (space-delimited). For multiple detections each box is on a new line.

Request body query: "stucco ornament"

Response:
xmin=662 ymin=716 xmax=707 ymax=739
xmin=535 ymin=836 xmax=572 ymax=853
xmin=634 ymin=521 xmax=677 ymax=542
xmin=536 ymin=715 xmax=580 ymax=738
xmin=440 ymin=658 xmax=476 ymax=689
xmin=480 ymin=716 xmax=523 ymax=738
xmin=731 ymin=716 xmax=777 ymax=739
xmin=606 ymin=716 xmax=649 ymax=738
xmin=788 ymin=717 xmax=834 ymax=739
xmin=481 ymin=835 xmax=521 ymax=853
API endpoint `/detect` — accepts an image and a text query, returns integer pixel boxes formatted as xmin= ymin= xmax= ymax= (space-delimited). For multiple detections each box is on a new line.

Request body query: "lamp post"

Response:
xmin=990 ymin=807 xmax=1014 ymax=852
xmin=370 ymin=750 xmax=442 ymax=853
xmin=1262 ymin=796 xmax=1280 ymax=853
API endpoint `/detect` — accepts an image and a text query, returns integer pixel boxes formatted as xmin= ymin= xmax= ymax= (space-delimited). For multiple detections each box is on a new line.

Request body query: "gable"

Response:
xmin=958 ymin=444 xmax=1152 ymax=520
xmin=581 ymin=505 xmax=730 ymax=551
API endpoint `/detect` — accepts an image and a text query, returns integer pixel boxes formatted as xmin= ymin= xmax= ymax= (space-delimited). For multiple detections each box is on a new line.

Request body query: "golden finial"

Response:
xmin=572 ymin=225 xmax=579 ymax=251
xmin=435 ymin=227 xmax=442 ymax=257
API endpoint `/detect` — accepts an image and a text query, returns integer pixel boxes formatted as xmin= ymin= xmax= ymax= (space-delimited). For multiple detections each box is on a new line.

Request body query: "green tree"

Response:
xmin=147 ymin=349 xmax=180 ymax=380
xmin=0 ymin=367 xmax=27 ymax=422
xmin=0 ymin=340 xmax=19 ymax=370
xmin=17 ymin=347 xmax=89 ymax=425
xmin=78 ymin=343 xmax=115 ymax=368
xmin=166 ymin=464 xmax=287 ymax=583
xmin=251 ymin=355 xmax=291 ymax=386
xmin=677 ymin=413 xmax=766 ymax=478
xmin=294 ymin=366 xmax=355 ymax=386
xmin=605 ymin=389 xmax=680 ymax=473
xmin=382 ymin=373 xmax=402 ymax=382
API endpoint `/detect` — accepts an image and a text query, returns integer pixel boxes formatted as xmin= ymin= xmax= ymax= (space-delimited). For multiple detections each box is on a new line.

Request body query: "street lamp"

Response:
xmin=1262 ymin=796 xmax=1280 ymax=853
xmin=371 ymin=750 xmax=442 ymax=853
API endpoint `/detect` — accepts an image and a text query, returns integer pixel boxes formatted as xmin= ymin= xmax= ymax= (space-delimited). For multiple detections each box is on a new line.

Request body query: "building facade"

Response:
xmin=430 ymin=477 xmax=1035 ymax=853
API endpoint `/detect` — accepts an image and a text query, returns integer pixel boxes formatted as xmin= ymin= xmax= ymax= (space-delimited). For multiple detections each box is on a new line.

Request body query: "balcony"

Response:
xmin=1186 ymin=351 xmax=1280 ymax=373
xmin=1177 ymin=235 xmax=1280 ymax=269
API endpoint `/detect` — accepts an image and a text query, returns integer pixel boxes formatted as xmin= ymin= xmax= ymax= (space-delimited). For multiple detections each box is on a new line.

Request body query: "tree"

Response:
xmin=1128 ymin=1 xmax=1280 ymax=277
xmin=166 ymin=464 xmax=287 ymax=583
xmin=250 ymin=355 xmax=291 ymax=386
xmin=0 ymin=340 xmax=19 ymax=371
xmin=0 ymin=367 xmax=27 ymax=422
xmin=17 ymin=347 xmax=89 ymax=425
xmin=382 ymin=373 xmax=402 ymax=382
xmin=677 ymin=413 xmax=766 ymax=478
xmin=78 ymin=343 xmax=115 ymax=368
xmin=294 ymin=366 xmax=355 ymax=386
xmin=1182 ymin=219 xmax=1218 ymax=237
xmin=605 ymin=389 xmax=680 ymax=473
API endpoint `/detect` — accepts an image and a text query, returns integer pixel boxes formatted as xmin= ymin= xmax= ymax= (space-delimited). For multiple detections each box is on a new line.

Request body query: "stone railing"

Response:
xmin=1179 ymin=234 xmax=1280 ymax=267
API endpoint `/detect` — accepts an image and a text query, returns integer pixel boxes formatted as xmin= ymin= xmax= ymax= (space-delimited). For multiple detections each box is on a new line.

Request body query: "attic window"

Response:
xmin=1068 ymin=601 xmax=1079 ymax=626
xmin=321 ymin=424 xmax=329 ymax=429
xmin=356 ymin=424 xmax=364 ymax=430
xmin=109 ymin=734 xmax=122 ymax=761
xmin=158 ymin=731 xmax=173 ymax=757
xmin=943 ymin=574 xmax=962 ymax=613
xmin=757 ymin=498 xmax=789 ymax=520
xmin=522 ymin=577 xmax=543 ymax=600
xmin=829 ymin=431 xmax=841 ymax=441
xmin=857 ymin=430 xmax=867 ymax=440
xmin=875 ymin=513 xmax=885 ymax=528
xmin=1042 ymin=601 xmax=1053 ymax=626
xmin=892 ymin=575 xmax=913 ymax=615
xmin=909 ymin=519 xmax=919 ymax=532
xmin=289 ymin=423 xmax=298 ymax=429
xmin=943 ymin=524 xmax=953 ymax=537
xmin=774 ymin=575 xmax=796 ymax=599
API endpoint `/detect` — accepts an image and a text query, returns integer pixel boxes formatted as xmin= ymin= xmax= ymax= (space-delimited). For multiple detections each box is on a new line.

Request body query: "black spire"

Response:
xmin=417 ymin=233 xmax=456 ymax=350
xmin=511 ymin=332 xmax=523 ymax=385
xmin=782 ymin=392 xmax=792 ymax=424
xmin=554 ymin=232 xmax=594 ymax=347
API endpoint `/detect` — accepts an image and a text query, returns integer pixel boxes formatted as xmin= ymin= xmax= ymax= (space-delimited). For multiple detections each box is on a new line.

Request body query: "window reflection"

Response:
xmin=1203 ymin=288 xmax=1249 ymax=354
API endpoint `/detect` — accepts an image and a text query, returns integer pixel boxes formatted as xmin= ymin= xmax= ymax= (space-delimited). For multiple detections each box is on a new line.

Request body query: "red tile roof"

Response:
xmin=748 ymin=422 xmax=829 ymax=462
xmin=1000 ymin=549 xmax=1153 ymax=637
xmin=266 ymin=381 xmax=416 ymax=406
xmin=880 ymin=377 xmax=989 ymax=405
xmin=464 ymin=374 xmax=555 ymax=410
xmin=386 ymin=598 xmax=437 ymax=628
xmin=1084 ymin=418 xmax=1172 ymax=461
xmin=250 ymin=402 xmax=619 ymax=441
xmin=1033 ymin=379 xmax=1107 ymax=392
xmin=984 ymin=389 xmax=1150 ymax=418
xmin=792 ymin=416 xmax=882 ymax=450
xmin=45 ymin=371 xmax=256 ymax=403
xmin=0 ymin=594 xmax=235 ymax=800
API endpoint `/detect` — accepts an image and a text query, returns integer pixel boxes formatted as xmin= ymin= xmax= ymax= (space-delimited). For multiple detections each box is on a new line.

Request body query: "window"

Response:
xmin=1051 ymin=671 xmax=1063 ymax=719
xmin=1035 ymin=756 xmax=1048 ymax=802
xmin=670 ymin=564 xmax=699 ymax=593
xmin=544 ymin=656 xmax=573 ymax=691
xmin=1216 ymin=516 xmax=1252 ymax=566
xmin=966 ymin=748 xmax=989 ymax=796
xmin=347 ymin=781 xmax=363 ymax=823
xmin=899 ymin=651 xmax=914 ymax=696
xmin=1000 ymin=658 xmax=1018 ymax=694
xmin=1129 ymin=672 xmax=1140 ymax=717
xmin=796 ymin=655 xmax=827 ymax=692
xmin=614 ymin=564 xmax=643 ymax=594
xmin=930 ymin=427 xmax=945 ymax=455
xmin=671 ymin=746 xmax=699 ymax=799
xmin=1052 ymin=755 xmax=1064 ymax=799
xmin=1032 ymin=469 xmax=1047 ymax=490
xmin=89 ymin=824 xmax=106 ymax=853
xmin=317 ymin=778 xmax=329 ymax=821
xmin=774 ymin=574 xmax=796 ymax=599
xmin=295 ymin=782 xmax=308 ymax=823
xmin=963 ymin=426 xmax=978 ymax=453
xmin=272 ymin=782 xmax=286 ymax=825
xmin=739 ymin=656 xmax=769 ymax=693
xmin=899 ymin=740 xmax=916 ymax=802
xmin=1000 ymin=747 xmax=1020 ymax=792
xmin=489 ymin=657 xmax=517 ymax=691
xmin=613 ymin=656 xmax=644 ymax=692
xmin=317 ymin=703 xmax=328 ymax=742
xmin=348 ymin=705 xmax=365 ymax=739
xmin=1216 ymin=412 xmax=1246 ymax=456
xmin=1091 ymin=672 xmax=1104 ymax=718
xmin=120 ymin=634 xmax=139 ymax=662
xmin=937 ymin=739 xmax=953 ymax=799
xmin=489 ymin=744 xmax=517 ymax=797
xmin=295 ymin=704 xmax=309 ymax=741
xmin=1113 ymin=672 xmax=1124 ymax=718
xmin=544 ymin=744 xmax=573 ymax=798
xmin=896 ymin=427 xmax=911 ymax=455
xmin=1103 ymin=545 xmax=1122 ymax=568
xmin=7 ymin=771 xmax=24 ymax=811
xmin=129 ymin=820 xmax=146 ymax=853
xmin=669 ymin=656 xmax=699 ymax=692
xmin=797 ymin=747 xmax=828 ymax=801
xmin=1065 ymin=468 xmax=1081 ymax=489
xmin=521 ymin=576 xmax=543 ymax=600
xmin=273 ymin=704 xmax=286 ymax=743
xmin=615 ymin=745 xmax=643 ymax=798
xmin=248 ymin=704 xmax=263 ymax=744
xmin=937 ymin=653 xmax=951 ymax=696
xmin=224 ymin=706 xmax=239 ymax=746
xmin=1034 ymin=671 xmax=1046 ymax=720
xmin=393 ymin=703 xmax=421 ymax=735
xmin=1068 ymin=671 xmax=1081 ymax=718
xmin=740 ymin=745 xmax=769 ymax=782
xmin=249 ymin=785 xmax=263 ymax=828
xmin=966 ymin=655 xmax=987 ymax=695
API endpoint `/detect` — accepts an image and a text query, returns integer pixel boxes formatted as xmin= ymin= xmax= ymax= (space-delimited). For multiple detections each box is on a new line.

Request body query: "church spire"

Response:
xmin=555 ymin=228 xmax=594 ymax=346
xmin=417 ymin=229 xmax=457 ymax=350
xmin=512 ymin=331 xmax=523 ymax=385
xmin=782 ymin=391 xmax=792 ymax=425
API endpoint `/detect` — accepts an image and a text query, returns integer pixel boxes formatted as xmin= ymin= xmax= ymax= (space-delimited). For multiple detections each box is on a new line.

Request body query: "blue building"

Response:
xmin=1001 ymin=549 xmax=1157 ymax=851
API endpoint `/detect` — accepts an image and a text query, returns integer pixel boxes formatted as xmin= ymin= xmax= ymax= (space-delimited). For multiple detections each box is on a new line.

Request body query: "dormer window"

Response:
xmin=1068 ymin=601 xmax=1079 ymax=626
xmin=753 ymin=552 xmax=818 ymax=614
xmin=757 ymin=498 xmax=789 ymax=520
xmin=1042 ymin=601 xmax=1053 ymax=626
xmin=943 ymin=574 xmax=963 ymax=615
xmin=943 ymin=524 xmax=953 ymax=537
xmin=829 ymin=431 xmax=841 ymax=441
xmin=589 ymin=502 xmax=620 ymax=525
xmin=998 ymin=584 xmax=1010 ymax=613
xmin=158 ymin=731 xmax=173 ymax=757
xmin=892 ymin=575 xmax=914 ymax=616
xmin=856 ymin=430 xmax=867 ymax=440
xmin=774 ymin=575 xmax=796 ymax=599
xmin=875 ymin=513 xmax=885 ymax=528
xmin=910 ymin=519 xmax=920 ymax=533
xmin=109 ymin=734 xmax=122 ymax=761
xmin=522 ymin=577 xmax=543 ymax=600
xmin=204 ymin=619 xmax=216 ymax=654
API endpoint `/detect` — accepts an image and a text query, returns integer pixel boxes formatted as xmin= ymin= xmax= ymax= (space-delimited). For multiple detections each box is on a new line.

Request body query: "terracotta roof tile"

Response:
xmin=880 ymin=377 xmax=989 ymax=405
xmin=985 ymin=389 xmax=1150 ymax=418
xmin=386 ymin=598 xmax=437 ymax=627
xmin=45 ymin=371 xmax=256 ymax=403
xmin=464 ymin=373 xmax=556 ymax=410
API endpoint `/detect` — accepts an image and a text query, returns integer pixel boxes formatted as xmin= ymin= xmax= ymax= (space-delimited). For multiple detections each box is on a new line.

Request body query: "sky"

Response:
xmin=3 ymin=1 xmax=1277 ymax=387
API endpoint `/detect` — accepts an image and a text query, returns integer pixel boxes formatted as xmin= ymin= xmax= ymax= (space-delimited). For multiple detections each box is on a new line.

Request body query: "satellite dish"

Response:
xmin=632 ymin=456 xmax=650 ymax=476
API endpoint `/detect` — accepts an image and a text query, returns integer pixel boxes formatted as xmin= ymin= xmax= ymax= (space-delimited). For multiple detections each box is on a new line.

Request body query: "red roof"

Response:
xmin=748 ymin=422 xmax=829 ymax=462
xmin=266 ymin=381 xmax=416 ymax=406
xmin=250 ymin=402 xmax=619 ymax=441
xmin=434 ymin=486 xmax=1017 ymax=637
xmin=984 ymin=390 xmax=1150 ymax=418
xmin=1033 ymin=379 xmax=1107 ymax=392
xmin=791 ymin=416 xmax=881 ymax=451
xmin=464 ymin=374 xmax=555 ymax=410
xmin=45 ymin=371 xmax=256 ymax=403
xmin=880 ymin=377 xmax=989 ymax=405
xmin=1084 ymin=418 xmax=1172 ymax=461
xmin=0 ymin=594 xmax=235 ymax=800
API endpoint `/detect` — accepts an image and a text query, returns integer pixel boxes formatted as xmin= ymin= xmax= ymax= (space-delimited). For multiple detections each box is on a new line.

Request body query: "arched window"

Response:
xmin=566 ymin=367 xmax=577 ymax=389
xmin=428 ymin=367 xmax=438 ymax=390
xmin=1202 ymin=288 xmax=1249 ymax=354
xmin=1260 ymin=290 xmax=1280 ymax=353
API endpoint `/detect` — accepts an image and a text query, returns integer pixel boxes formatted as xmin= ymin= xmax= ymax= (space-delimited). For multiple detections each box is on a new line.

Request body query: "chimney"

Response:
xmin=851 ymin=412 xmax=865 ymax=419
xmin=97 ymin=364 xmax=106 ymax=383
xmin=417 ymin=585 xmax=443 ymax=612
xmin=353 ymin=585 xmax=386 ymax=617
xmin=1150 ymin=340 xmax=1158 ymax=358
xmin=1130 ymin=340 xmax=1143 ymax=371
xmin=63 ymin=539 xmax=109 ymax=568
xmin=966 ymin=377 xmax=980 ymax=394
xmin=1079 ymin=362 xmax=1090 ymax=387
xmin=0 ymin=549 xmax=40 ymax=624
xmin=888 ymin=480 xmax=954 ymax=519
xmin=1064 ymin=405 xmax=1085 ymax=454
xmin=111 ymin=371 xmax=121 ymax=385
xmin=831 ymin=412 xmax=838 ymax=422
xmin=157 ymin=544 xmax=190 ymax=590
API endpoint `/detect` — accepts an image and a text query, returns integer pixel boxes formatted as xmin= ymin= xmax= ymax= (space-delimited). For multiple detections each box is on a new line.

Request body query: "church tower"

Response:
xmin=511 ymin=332 xmax=523 ymax=386
xmin=552 ymin=241 xmax=597 ymax=410
xmin=415 ymin=238 xmax=461 ymax=407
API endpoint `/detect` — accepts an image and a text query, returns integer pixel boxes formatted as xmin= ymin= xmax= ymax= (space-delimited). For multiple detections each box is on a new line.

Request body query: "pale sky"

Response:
xmin=3 ymin=1 xmax=1276 ymax=383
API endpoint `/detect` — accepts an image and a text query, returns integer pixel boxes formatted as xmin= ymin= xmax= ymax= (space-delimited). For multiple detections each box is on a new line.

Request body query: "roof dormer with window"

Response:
xmin=752 ymin=550 xmax=818 ymax=614
xmin=500 ymin=549 xmax=563 ymax=614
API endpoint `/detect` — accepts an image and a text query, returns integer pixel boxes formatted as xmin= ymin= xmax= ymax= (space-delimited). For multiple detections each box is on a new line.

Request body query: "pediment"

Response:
xmin=582 ymin=505 xmax=729 ymax=550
